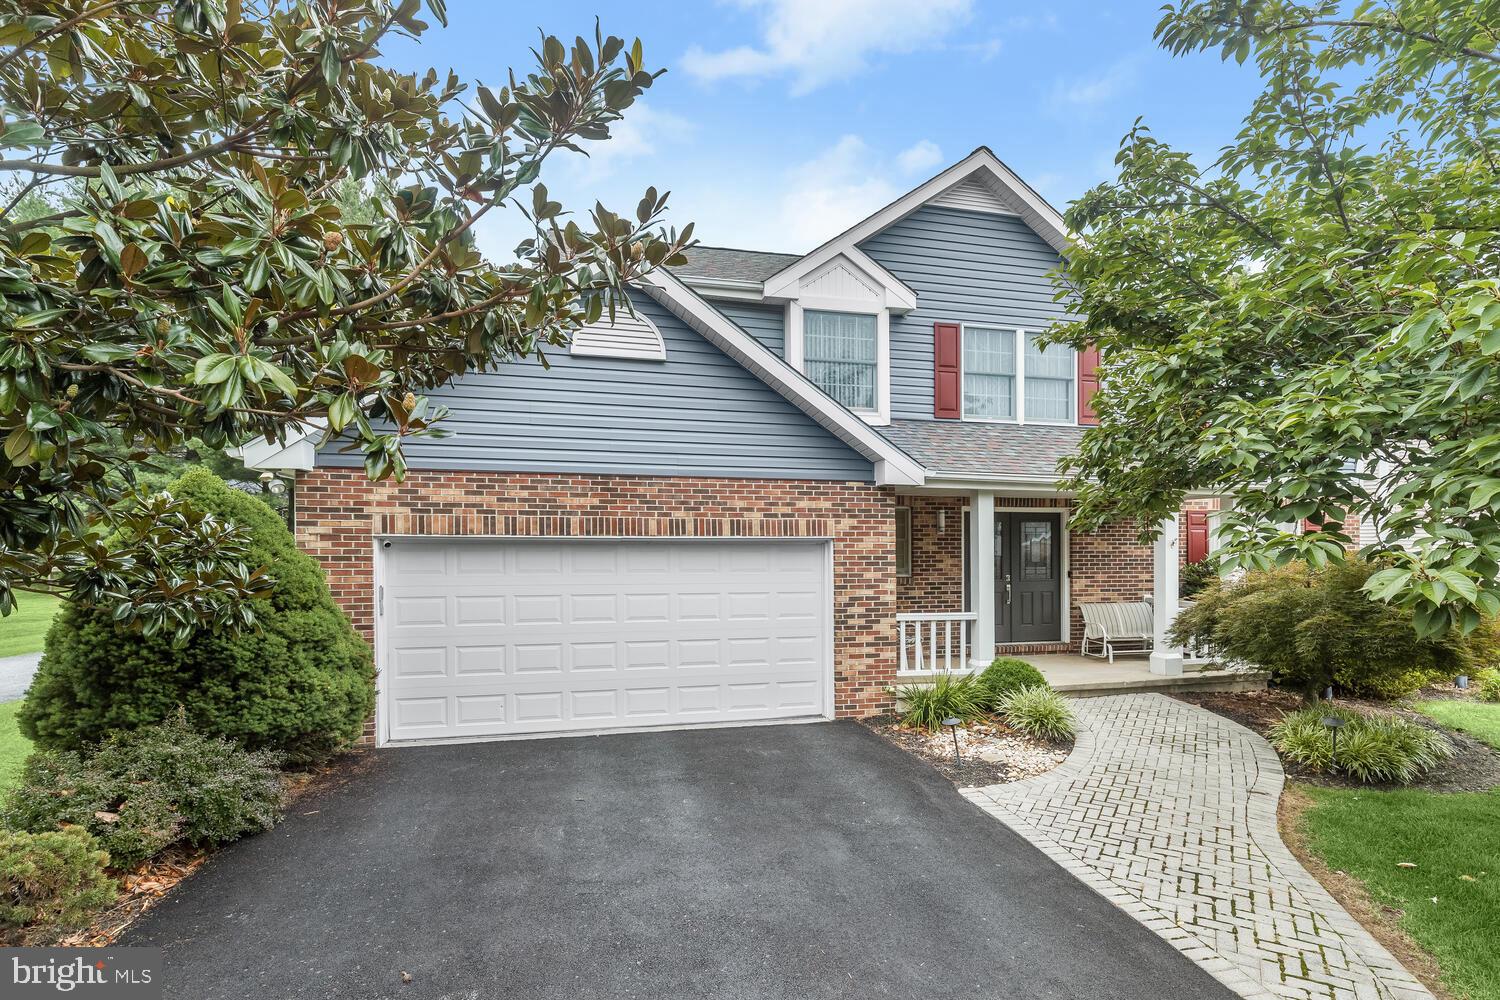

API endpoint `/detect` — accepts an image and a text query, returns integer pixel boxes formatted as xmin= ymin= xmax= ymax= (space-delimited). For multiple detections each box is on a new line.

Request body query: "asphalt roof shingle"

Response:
xmin=878 ymin=419 xmax=1084 ymax=479
xmin=668 ymin=245 xmax=801 ymax=284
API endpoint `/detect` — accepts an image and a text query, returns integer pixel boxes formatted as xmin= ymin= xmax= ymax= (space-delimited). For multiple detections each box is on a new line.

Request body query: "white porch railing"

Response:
xmin=896 ymin=612 xmax=978 ymax=675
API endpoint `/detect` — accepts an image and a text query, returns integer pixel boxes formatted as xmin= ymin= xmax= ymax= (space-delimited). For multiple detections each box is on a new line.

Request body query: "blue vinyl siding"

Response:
xmin=714 ymin=300 xmax=785 ymax=356
xmin=315 ymin=292 xmax=872 ymax=481
xmin=860 ymin=205 xmax=1077 ymax=421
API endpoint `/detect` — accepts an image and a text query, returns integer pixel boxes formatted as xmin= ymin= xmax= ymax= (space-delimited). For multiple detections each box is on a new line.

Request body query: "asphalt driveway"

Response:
xmin=126 ymin=721 xmax=1237 ymax=1000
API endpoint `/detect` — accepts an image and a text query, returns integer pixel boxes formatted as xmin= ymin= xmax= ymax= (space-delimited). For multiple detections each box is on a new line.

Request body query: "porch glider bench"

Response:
xmin=1080 ymin=601 xmax=1154 ymax=663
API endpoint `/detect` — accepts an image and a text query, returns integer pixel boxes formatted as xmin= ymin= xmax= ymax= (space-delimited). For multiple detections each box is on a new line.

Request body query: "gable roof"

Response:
xmin=669 ymin=245 xmax=801 ymax=283
xmin=639 ymin=269 xmax=926 ymax=486
xmin=761 ymin=147 xmax=1072 ymax=297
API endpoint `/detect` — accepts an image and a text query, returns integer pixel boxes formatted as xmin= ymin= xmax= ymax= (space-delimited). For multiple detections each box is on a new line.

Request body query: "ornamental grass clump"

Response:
xmin=897 ymin=673 xmax=988 ymax=731
xmin=996 ymin=686 xmax=1077 ymax=741
xmin=1476 ymin=669 xmax=1500 ymax=703
xmin=1268 ymin=707 xmax=1454 ymax=785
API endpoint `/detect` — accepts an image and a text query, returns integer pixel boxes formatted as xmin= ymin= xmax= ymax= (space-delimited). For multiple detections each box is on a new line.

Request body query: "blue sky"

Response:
xmin=381 ymin=1 xmax=1265 ymax=257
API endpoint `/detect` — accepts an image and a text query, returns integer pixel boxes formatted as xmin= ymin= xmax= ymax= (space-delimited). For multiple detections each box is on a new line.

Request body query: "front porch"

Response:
xmin=893 ymin=489 xmax=1255 ymax=695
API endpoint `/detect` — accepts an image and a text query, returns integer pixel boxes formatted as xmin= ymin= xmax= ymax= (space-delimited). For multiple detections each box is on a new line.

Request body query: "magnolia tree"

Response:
xmin=1053 ymin=0 xmax=1500 ymax=638
xmin=0 ymin=0 xmax=692 ymax=640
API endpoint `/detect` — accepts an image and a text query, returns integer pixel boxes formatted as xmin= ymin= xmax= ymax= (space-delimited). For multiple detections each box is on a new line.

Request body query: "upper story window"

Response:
xmin=1022 ymin=331 xmax=1074 ymax=422
xmin=804 ymin=310 xmax=878 ymax=411
xmin=962 ymin=325 xmax=1074 ymax=423
xmin=963 ymin=327 xmax=1016 ymax=419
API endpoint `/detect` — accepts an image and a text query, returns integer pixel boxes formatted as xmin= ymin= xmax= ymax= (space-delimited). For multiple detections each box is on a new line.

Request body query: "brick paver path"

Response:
xmin=964 ymin=694 xmax=1434 ymax=1000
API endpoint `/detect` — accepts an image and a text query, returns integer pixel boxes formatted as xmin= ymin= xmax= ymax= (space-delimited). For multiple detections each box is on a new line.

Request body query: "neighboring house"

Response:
xmin=240 ymin=148 xmax=1220 ymax=746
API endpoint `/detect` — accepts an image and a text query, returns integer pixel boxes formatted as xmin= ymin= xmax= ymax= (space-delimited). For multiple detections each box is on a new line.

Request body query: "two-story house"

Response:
xmin=242 ymin=148 xmax=1223 ymax=745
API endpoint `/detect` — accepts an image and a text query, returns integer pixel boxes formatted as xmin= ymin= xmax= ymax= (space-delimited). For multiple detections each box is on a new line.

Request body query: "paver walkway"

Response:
xmin=964 ymin=693 xmax=1433 ymax=1000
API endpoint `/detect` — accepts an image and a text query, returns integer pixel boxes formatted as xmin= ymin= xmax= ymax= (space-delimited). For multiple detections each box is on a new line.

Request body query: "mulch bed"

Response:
xmin=861 ymin=714 xmax=1071 ymax=787
xmin=0 ymin=748 xmax=379 ymax=948
xmin=1174 ymin=689 xmax=1500 ymax=793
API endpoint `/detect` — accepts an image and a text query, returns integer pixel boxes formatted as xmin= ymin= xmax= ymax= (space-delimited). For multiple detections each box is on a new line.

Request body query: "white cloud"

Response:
xmin=682 ymin=0 xmax=973 ymax=94
xmin=770 ymin=135 xmax=902 ymax=248
xmin=1049 ymin=55 xmax=1142 ymax=108
xmin=564 ymin=102 xmax=694 ymax=183
xmin=896 ymin=139 xmax=943 ymax=175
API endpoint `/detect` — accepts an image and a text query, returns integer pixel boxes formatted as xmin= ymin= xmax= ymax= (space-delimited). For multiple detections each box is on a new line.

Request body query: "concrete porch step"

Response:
xmin=1049 ymin=668 xmax=1269 ymax=697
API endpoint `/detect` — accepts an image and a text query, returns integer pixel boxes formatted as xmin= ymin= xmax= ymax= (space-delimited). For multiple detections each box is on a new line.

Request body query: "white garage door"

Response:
xmin=379 ymin=539 xmax=831 ymax=743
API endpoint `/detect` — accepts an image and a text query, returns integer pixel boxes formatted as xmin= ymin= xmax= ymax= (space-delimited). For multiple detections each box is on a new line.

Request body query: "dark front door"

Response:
xmin=995 ymin=512 xmax=1062 ymax=643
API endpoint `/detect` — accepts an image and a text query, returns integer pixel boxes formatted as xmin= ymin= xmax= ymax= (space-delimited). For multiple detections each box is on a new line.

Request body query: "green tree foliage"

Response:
xmin=1052 ymin=1 xmax=1500 ymax=638
xmin=1172 ymin=561 xmax=1470 ymax=699
xmin=19 ymin=469 xmax=374 ymax=761
xmin=0 ymin=1 xmax=692 ymax=637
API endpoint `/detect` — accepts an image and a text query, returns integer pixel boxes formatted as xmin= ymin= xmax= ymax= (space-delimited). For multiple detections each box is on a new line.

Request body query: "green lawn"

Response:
xmin=1298 ymin=785 xmax=1500 ymax=1000
xmin=0 ymin=700 xmax=32 ymax=793
xmin=1418 ymin=700 xmax=1500 ymax=751
xmin=0 ymin=593 xmax=62 ymax=658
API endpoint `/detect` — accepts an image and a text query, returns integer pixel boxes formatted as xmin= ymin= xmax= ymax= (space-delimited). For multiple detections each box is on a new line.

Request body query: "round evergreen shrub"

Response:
xmin=19 ymin=469 xmax=374 ymax=763
xmin=978 ymin=657 xmax=1047 ymax=705
xmin=0 ymin=828 xmax=116 ymax=929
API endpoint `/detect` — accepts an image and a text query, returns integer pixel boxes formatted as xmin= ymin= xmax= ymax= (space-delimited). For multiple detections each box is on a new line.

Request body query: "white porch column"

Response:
xmin=1150 ymin=512 xmax=1184 ymax=676
xmin=970 ymin=490 xmax=996 ymax=666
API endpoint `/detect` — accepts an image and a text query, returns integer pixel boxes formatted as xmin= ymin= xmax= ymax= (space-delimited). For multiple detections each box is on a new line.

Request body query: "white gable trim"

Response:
xmin=639 ymin=270 xmax=926 ymax=486
xmin=763 ymin=148 xmax=1072 ymax=294
xmin=763 ymin=246 xmax=918 ymax=312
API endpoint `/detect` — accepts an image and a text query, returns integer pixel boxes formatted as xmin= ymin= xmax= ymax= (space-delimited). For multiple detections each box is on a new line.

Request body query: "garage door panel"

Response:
xmin=381 ymin=540 xmax=830 ymax=743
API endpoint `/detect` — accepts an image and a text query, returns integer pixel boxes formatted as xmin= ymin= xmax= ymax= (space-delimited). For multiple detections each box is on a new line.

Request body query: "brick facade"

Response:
xmin=294 ymin=469 xmax=902 ymax=736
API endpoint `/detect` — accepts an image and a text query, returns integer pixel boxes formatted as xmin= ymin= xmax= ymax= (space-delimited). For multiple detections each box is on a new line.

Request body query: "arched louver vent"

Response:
xmin=568 ymin=312 xmax=667 ymax=361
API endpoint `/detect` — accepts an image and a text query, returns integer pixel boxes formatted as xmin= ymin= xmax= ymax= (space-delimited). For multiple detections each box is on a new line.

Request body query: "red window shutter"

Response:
xmin=1186 ymin=511 xmax=1210 ymax=564
xmin=1077 ymin=343 xmax=1101 ymax=424
xmin=933 ymin=322 xmax=961 ymax=419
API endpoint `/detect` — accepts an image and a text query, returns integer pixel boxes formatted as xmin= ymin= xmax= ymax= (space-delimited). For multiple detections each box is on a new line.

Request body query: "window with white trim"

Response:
xmin=1023 ymin=331 xmax=1074 ymax=422
xmin=804 ymin=310 xmax=878 ymax=411
xmin=961 ymin=326 xmax=1074 ymax=423
xmin=963 ymin=327 xmax=1015 ymax=419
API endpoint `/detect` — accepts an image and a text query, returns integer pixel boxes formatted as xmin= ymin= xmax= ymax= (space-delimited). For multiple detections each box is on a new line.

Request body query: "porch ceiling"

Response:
xmin=879 ymin=420 xmax=1084 ymax=479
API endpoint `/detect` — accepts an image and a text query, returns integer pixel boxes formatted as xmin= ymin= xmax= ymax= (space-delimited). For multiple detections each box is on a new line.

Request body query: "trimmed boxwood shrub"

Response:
xmin=1172 ymin=561 xmax=1466 ymax=701
xmin=978 ymin=657 xmax=1047 ymax=705
xmin=19 ymin=469 xmax=374 ymax=763
xmin=0 ymin=828 xmax=116 ymax=929
xmin=3 ymin=714 xmax=285 ymax=870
